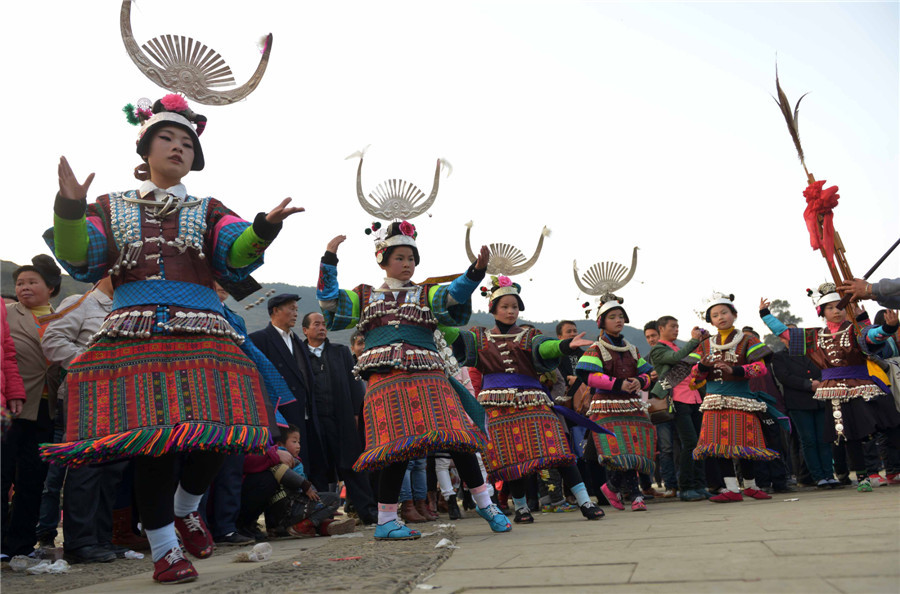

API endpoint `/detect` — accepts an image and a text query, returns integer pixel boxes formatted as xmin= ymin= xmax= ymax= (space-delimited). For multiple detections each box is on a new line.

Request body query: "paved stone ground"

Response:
xmin=424 ymin=487 xmax=900 ymax=593
xmin=3 ymin=487 xmax=898 ymax=593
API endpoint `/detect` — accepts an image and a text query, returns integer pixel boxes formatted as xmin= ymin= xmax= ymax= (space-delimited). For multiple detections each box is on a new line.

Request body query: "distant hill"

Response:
xmin=2 ymin=260 xmax=658 ymax=352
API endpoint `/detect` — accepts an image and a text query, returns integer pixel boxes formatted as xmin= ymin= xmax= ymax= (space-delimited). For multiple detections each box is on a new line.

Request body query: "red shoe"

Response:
xmin=601 ymin=483 xmax=624 ymax=510
xmin=631 ymin=499 xmax=647 ymax=511
xmin=742 ymin=488 xmax=772 ymax=500
xmin=709 ymin=491 xmax=744 ymax=503
xmin=153 ymin=547 xmax=198 ymax=584
xmin=886 ymin=473 xmax=900 ymax=485
xmin=287 ymin=518 xmax=317 ymax=538
xmin=174 ymin=512 xmax=214 ymax=559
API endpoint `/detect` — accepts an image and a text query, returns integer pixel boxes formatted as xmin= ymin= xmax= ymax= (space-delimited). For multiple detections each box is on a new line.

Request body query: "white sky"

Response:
xmin=1 ymin=1 xmax=898 ymax=333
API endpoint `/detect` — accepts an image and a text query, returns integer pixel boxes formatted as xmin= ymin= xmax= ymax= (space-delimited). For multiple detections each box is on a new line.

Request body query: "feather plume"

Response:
xmin=541 ymin=226 xmax=551 ymax=237
xmin=465 ymin=220 xmax=473 ymax=229
xmin=773 ymin=64 xmax=811 ymax=178
xmin=439 ymin=158 xmax=453 ymax=177
xmin=344 ymin=144 xmax=371 ymax=160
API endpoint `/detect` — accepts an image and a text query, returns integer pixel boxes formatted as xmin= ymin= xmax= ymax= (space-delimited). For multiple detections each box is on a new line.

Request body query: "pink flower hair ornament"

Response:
xmin=497 ymin=275 xmax=512 ymax=288
xmin=160 ymin=93 xmax=190 ymax=113
xmin=399 ymin=221 xmax=417 ymax=238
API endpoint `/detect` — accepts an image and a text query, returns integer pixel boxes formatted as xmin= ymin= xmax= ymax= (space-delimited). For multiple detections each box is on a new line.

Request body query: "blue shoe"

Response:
xmin=476 ymin=504 xmax=512 ymax=533
xmin=679 ymin=489 xmax=705 ymax=502
xmin=374 ymin=519 xmax=421 ymax=541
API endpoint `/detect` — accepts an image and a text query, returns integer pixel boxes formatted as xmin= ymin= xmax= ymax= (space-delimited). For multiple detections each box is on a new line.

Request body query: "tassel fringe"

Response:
xmin=691 ymin=443 xmax=779 ymax=461
xmin=352 ymin=430 xmax=485 ymax=472
xmin=599 ymin=454 xmax=656 ymax=476
xmin=40 ymin=424 xmax=269 ymax=468
xmin=487 ymin=453 xmax=577 ymax=483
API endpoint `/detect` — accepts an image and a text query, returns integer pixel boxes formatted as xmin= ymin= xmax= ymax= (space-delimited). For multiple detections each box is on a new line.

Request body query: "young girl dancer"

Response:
xmin=760 ymin=285 xmax=900 ymax=491
xmin=317 ymin=226 xmax=511 ymax=540
xmin=576 ymin=297 xmax=657 ymax=511
xmin=43 ymin=95 xmax=302 ymax=583
xmin=452 ymin=276 xmax=605 ymax=523
xmin=690 ymin=292 xmax=785 ymax=503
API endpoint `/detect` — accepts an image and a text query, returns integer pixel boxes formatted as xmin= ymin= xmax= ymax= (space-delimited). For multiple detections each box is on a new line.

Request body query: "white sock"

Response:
xmin=471 ymin=484 xmax=492 ymax=509
xmin=173 ymin=484 xmax=203 ymax=518
xmin=724 ymin=477 xmax=741 ymax=493
xmin=146 ymin=523 xmax=179 ymax=562
xmin=744 ymin=478 xmax=757 ymax=490
xmin=377 ymin=503 xmax=398 ymax=525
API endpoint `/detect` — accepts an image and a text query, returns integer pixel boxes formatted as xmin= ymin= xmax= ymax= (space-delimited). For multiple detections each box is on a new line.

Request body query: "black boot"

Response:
xmin=447 ymin=495 xmax=461 ymax=520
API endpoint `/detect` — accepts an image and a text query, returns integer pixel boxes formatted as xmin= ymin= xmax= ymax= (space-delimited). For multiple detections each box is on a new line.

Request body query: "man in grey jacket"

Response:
xmin=41 ymin=277 xmax=133 ymax=563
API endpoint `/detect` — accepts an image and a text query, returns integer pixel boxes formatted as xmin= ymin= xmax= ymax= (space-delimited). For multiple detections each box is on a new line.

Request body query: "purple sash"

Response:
xmin=821 ymin=365 xmax=889 ymax=394
xmin=481 ymin=373 xmax=544 ymax=391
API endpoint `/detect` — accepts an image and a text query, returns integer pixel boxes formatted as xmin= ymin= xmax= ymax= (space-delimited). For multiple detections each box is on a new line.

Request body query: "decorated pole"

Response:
xmin=773 ymin=68 xmax=862 ymax=327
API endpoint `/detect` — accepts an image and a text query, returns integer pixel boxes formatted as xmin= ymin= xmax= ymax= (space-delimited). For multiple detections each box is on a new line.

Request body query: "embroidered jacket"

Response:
xmin=47 ymin=186 xmax=279 ymax=344
xmin=575 ymin=334 xmax=653 ymax=415
xmin=316 ymin=254 xmax=480 ymax=381
xmin=457 ymin=326 xmax=561 ymax=408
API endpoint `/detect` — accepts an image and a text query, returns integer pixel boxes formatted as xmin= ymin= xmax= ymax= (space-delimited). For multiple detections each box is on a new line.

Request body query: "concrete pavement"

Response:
xmin=422 ymin=487 xmax=900 ymax=593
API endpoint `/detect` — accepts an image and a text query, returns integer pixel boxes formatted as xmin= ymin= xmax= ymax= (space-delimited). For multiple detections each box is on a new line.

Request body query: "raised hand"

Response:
xmin=474 ymin=245 xmax=490 ymax=271
xmin=690 ymin=327 xmax=703 ymax=341
xmin=569 ymin=332 xmax=593 ymax=350
xmin=884 ymin=309 xmax=899 ymax=327
xmin=326 ymin=235 xmax=347 ymax=254
xmin=759 ymin=297 xmax=771 ymax=312
xmin=265 ymin=197 xmax=305 ymax=224
xmin=58 ymin=156 xmax=95 ymax=201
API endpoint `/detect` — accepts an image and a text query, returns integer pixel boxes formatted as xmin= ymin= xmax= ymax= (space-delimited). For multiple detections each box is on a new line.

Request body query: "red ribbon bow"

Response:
xmin=802 ymin=180 xmax=839 ymax=263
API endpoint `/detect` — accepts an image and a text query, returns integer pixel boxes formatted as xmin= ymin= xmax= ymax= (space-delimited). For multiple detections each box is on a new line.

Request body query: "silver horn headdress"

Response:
xmin=120 ymin=0 xmax=273 ymax=105
xmin=464 ymin=221 xmax=550 ymax=276
xmin=573 ymin=247 xmax=638 ymax=319
xmin=346 ymin=145 xmax=450 ymax=222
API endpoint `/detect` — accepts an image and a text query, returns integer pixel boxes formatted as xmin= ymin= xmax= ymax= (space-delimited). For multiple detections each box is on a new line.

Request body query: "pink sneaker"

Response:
xmin=631 ymin=499 xmax=647 ymax=511
xmin=709 ymin=490 xmax=743 ymax=503
xmin=601 ymin=483 xmax=624 ymax=510
xmin=742 ymin=488 xmax=772 ymax=500
xmin=885 ymin=473 xmax=900 ymax=485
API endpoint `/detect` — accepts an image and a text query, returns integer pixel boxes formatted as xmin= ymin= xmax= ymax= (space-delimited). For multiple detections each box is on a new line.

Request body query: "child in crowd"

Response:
xmin=239 ymin=425 xmax=354 ymax=539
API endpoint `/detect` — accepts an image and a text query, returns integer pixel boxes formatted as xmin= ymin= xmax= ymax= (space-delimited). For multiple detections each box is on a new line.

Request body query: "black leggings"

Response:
xmin=718 ymin=458 xmax=755 ymax=481
xmin=378 ymin=452 xmax=484 ymax=504
xmin=135 ymin=452 xmax=225 ymax=530
xmin=507 ymin=463 xmax=583 ymax=499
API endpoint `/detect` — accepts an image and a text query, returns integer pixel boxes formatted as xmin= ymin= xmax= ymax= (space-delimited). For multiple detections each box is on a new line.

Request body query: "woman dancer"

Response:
xmin=576 ymin=296 xmax=657 ymax=511
xmin=690 ymin=292 xmax=784 ymax=503
xmin=43 ymin=95 xmax=302 ymax=583
xmin=760 ymin=285 xmax=900 ymax=491
xmin=452 ymin=276 xmax=604 ymax=523
xmin=317 ymin=226 xmax=511 ymax=540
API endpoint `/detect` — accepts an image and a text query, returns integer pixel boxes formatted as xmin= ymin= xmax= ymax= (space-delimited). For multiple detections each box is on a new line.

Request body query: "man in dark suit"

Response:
xmin=301 ymin=312 xmax=377 ymax=525
xmin=249 ymin=294 xmax=324 ymax=482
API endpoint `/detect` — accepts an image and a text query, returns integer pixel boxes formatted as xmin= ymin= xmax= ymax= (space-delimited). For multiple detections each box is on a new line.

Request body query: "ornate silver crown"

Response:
xmin=464 ymin=221 xmax=550 ymax=276
xmin=346 ymin=145 xmax=449 ymax=221
xmin=120 ymin=0 xmax=273 ymax=105
xmin=573 ymin=247 xmax=638 ymax=302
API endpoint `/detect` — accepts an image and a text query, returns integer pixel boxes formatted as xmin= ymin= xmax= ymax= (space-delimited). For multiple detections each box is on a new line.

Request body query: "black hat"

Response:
xmin=267 ymin=293 xmax=300 ymax=314
xmin=13 ymin=255 xmax=62 ymax=298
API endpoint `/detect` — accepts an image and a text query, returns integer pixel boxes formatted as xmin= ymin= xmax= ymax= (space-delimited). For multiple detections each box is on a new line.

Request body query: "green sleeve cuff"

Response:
xmin=441 ymin=326 xmax=460 ymax=345
xmin=53 ymin=213 xmax=89 ymax=263
xmin=538 ymin=338 xmax=563 ymax=360
xmin=228 ymin=226 xmax=271 ymax=269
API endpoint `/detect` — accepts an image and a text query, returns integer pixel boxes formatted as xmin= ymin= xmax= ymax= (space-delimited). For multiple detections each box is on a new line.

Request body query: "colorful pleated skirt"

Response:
xmin=482 ymin=404 xmax=576 ymax=482
xmin=590 ymin=411 xmax=656 ymax=475
xmin=693 ymin=408 xmax=778 ymax=461
xmin=354 ymin=369 xmax=486 ymax=472
xmin=40 ymin=335 xmax=270 ymax=467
